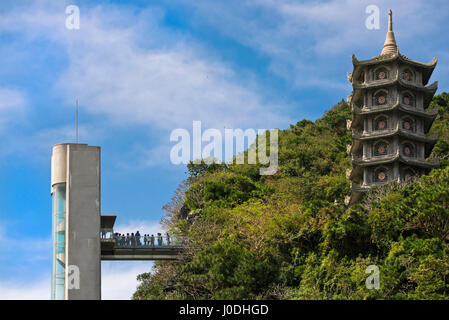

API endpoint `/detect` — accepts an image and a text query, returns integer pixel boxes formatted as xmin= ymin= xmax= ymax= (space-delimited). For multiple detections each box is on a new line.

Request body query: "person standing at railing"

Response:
xmin=131 ymin=233 xmax=136 ymax=247
xmin=150 ymin=234 xmax=155 ymax=246
xmin=157 ymin=233 xmax=162 ymax=246
xmin=126 ymin=233 xmax=130 ymax=247
xmin=136 ymin=231 xmax=141 ymax=246
xmin=166 ymin=233 xmax=171 ymax=246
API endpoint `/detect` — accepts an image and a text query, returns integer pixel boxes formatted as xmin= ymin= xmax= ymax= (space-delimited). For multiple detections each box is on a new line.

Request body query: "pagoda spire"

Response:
xmin=381 ymin=9 xmax=398 ymax=55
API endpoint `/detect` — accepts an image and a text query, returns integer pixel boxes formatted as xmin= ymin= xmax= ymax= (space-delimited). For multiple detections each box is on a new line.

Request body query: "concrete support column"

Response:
xmin=51 ymin=143 xmax=101 ymax=300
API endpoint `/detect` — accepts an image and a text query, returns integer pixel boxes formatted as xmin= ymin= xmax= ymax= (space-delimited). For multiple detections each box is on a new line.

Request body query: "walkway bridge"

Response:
xmin=100 ymin=214 xmax=187 ymax=261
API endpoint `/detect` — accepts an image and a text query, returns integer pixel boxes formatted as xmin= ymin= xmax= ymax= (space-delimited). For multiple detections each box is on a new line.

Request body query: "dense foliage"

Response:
xmin=134 ymin=93 xmax=449 ymax=300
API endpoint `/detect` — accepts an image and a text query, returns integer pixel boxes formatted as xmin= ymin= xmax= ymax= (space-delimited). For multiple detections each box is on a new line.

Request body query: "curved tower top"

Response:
xmin=381 ymin=10 xmax=398 ymax=56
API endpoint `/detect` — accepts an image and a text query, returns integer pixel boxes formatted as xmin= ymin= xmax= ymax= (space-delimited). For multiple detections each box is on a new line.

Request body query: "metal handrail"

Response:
xmin=100 ymin=231 xmax=188 ymax=249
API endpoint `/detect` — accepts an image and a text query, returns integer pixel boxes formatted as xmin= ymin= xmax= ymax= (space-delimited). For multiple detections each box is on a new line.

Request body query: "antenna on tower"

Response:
xmin=76 ymin=99 xmax=78 ymax=144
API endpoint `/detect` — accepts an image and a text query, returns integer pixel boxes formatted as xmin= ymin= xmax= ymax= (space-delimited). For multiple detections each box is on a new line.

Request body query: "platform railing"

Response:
xmin=100 ymin=231 xmax=188 ymax=249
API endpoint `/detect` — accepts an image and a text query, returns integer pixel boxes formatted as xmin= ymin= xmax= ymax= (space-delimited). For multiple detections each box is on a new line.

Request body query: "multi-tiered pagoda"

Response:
xmin=348 ymin=10 xmax=439 ymax=204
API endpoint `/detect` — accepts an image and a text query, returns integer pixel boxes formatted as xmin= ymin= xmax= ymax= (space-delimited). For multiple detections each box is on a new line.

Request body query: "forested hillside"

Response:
xmin=134 ymin=93 xmax=449 ymax=300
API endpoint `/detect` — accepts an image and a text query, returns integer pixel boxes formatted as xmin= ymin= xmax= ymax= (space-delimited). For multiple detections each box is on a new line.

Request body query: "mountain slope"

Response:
xmin=133 ymin=93 xmax=449 ymax=300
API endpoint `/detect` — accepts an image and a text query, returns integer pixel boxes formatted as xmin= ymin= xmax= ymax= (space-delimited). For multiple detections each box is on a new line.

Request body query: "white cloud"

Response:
xmin=57 ymin=16 xmax=288 ymax=131
xmin=0 ymin=262 xmax=153 ymax=300
xmin=0 ymin=88 xmax=26 ymax=128
xmin=0 ymin=123 xmax=106 ymax=163
xmin=0 ymin=217 xmax=155 ymax=300
xmin=0 ymin=1 xmax=290 ymax=131
xmin=175 ymin=0 xmax=448 ymax=89
xmin=101 ymin=261 xmax=153 ymax=300
xmin=0 ymin=88 xmax=25 ymax=112
xmin=114 ymin=220 xmax=163 ymax=236
xmin=0 ymin=277 xmax=50 ymax=300
xmin=253 ymin=0 xmax=446 ymax=54
xmin=0 ymin=1 xmax=293 ymax=167
xmin=0 ymin=221 xmax=51 ymax=261
xmin=187 ymin=0 xmax=447 ymax=53
xmin=0 ymin=223 xmax=51 ymax=300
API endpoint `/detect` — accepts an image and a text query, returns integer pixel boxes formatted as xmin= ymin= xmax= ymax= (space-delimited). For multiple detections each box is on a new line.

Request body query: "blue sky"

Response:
xmin=0 ymin=0 xmax=448 ymax=299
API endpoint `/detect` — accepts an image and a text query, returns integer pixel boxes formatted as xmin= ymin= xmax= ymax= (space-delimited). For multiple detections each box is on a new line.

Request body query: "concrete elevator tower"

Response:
xmin=51 ymin=143 xmax=101 ymax=300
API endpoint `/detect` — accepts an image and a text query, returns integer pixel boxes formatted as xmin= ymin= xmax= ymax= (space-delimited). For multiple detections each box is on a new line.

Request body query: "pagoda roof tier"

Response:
xmin=351 ymin=53 xmax=437 ymax=86
xmin=350 ymin=129 xmax=437 ymax=158
xmin=351 ymin=103 xmax=438 ymax=133
xmin=349 ymin=157 xmax=439 ymax=183
xmin=352 ymin=128 xmax=438 ymax=144
xmin=352 ymin=78 xmax=438 ymax=93
xmin=351 ymin=80 xmax=438 ymax=109
xmin=352 ymin=153 xmax=439 ymax=169
xmin=350 ymin=181 xmax=397 ymax=195
xmin=352 ymin=53 xmax=437 ymax=71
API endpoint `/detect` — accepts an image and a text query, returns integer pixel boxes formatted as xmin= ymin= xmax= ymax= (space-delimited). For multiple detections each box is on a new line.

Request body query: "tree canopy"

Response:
xmin=133 ymin=93 xmax=449 ymax=300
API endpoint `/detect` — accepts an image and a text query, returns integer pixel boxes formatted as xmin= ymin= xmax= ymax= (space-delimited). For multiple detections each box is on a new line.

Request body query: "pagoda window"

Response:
xmin=401 ymin=68 xmax=414 ymax=82
xmin=374 ymin=115 xmax=388 ymax=130
xmin=402 ymin=143 xmax=415 ymax=157
xmin=374 ymin=167 xmax=389 ymax=183
xmin=402 ymin=92 xmax=415 ymax=107
xmin=402 ymin=168 xmax=416 ymax=182
xmin=375 ymin=67 xmax=389 ymax=80
xmin=402 ymin=117 xmax=415 ymax=131
xmin=373 ymin=140 xmax=389 ymax=156
xmin=373 ymin=90 xmax=388 ymax=106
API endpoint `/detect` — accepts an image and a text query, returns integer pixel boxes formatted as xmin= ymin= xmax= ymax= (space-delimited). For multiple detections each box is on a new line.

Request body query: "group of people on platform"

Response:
xmin=112 ymin=231 xmax=171 ymax=247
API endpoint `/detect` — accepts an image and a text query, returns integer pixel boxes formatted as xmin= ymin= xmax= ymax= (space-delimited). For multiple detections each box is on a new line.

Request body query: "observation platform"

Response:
xmin=100 ymin=214 xmax=187 ymax=261
xmin=100 ymin=241 xmax=185 ymax=261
